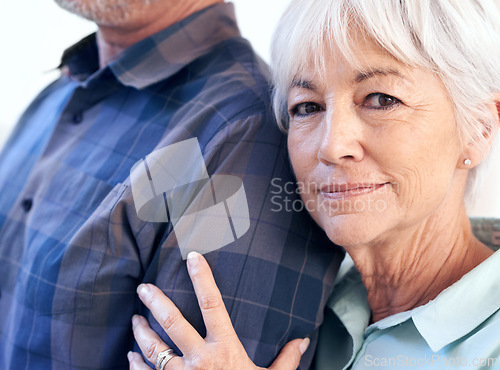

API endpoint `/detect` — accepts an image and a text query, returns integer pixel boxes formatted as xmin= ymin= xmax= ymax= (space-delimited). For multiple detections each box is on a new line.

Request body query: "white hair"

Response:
xmin=271 ymin=0 xmax=500 ymax=201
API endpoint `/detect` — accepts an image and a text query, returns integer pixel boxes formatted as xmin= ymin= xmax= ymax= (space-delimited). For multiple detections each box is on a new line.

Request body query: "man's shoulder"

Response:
xmin=180 ymin=36 xmax=272 ymax=113
xmin=147 ymin=36 xmax=277 ymax=143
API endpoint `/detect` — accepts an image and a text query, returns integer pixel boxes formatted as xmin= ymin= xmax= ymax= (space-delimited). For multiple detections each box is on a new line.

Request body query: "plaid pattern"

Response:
xmin=0 ymin=3 xmax=344 ymax=369
xmin=470 ymin=218 xmax=500 ymax=251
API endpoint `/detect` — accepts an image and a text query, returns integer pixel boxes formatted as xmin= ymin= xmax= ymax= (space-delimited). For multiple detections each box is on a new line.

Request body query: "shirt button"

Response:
xmin=21 ymin=198 xmax=33 ymax=212
xmin=72 ymin=112 xmax=83 ymax=124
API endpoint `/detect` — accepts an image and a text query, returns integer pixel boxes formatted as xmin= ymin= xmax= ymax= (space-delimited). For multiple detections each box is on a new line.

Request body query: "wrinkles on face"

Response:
xmin=287 ymin=35 xmax=464 ymax=250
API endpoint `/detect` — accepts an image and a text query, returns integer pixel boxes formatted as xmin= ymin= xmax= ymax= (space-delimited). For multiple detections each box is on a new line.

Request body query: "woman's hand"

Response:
xmin=128 ymin=251 xmax=310 ymax=370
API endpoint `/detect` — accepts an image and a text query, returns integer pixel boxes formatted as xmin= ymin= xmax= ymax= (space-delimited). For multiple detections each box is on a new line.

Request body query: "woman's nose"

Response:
xmin=317 ymin=106 xmax=364 ymax=165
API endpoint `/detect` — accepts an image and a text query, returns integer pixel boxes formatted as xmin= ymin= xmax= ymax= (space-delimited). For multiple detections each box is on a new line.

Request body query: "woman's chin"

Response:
xmin=319 ymin=213 xmax=385 ymax=249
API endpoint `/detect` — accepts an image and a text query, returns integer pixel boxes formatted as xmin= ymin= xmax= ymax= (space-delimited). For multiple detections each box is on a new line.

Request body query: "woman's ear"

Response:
xmin=459 ymin=93 xmax=500 ymax=169
xmin=486 ymin=92 xmax=500 ymax=144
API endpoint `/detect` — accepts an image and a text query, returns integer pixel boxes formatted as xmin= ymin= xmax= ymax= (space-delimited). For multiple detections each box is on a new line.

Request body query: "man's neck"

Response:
xmin=347 ymin=206 xmax=493 ymax=323
xmin=96 ymin=0 xmax=222 ymax=68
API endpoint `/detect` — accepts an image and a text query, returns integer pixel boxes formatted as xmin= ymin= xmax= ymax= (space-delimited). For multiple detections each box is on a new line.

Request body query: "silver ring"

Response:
xmin=156 ymin=348 xmax=177 ymax=370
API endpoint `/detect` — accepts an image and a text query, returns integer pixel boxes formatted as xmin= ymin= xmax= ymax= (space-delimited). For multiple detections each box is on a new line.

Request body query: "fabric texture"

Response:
xmin=470 ymin=218 xmax=500 ymax=251
xmin=314 ymin=223 xmax=500 ymax=370
xmin=0 ymin=3 xmax=343 ymax=369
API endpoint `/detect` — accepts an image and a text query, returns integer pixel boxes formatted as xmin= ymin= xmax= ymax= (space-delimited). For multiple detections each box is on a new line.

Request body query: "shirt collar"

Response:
xmin=330 ymin=248 xmax=500 ymax=354
xmin=59 ymin=2 xmax=241 ymax=89
xmin=412 ymin=249 xmax=500 ymax=352
xmin=59 ymin=33 xmax=99 ymax=80
xmin=328 ymin=266 xmax=370 ymax=367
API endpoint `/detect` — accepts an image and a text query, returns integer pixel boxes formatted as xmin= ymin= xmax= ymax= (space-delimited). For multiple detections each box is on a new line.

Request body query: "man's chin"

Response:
xmin=54 ymin=0 xmax=93 ymax=19
xmin=53 ymin=0 xmax=132 ymax=25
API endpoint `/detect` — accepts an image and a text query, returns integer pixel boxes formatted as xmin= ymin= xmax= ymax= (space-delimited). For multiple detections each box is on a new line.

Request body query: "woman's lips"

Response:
xmin=319 ymin=183 xmax=390 ymax=200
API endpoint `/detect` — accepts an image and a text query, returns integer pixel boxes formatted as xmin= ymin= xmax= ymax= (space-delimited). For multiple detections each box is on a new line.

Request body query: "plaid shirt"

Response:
xmin=0 ymin=3 xmax=343 ymax=369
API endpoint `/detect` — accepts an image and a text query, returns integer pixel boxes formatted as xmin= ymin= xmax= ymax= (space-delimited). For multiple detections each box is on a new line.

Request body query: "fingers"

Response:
xmin=268 ymin=338 xmax=310 ymax=370
xmin=127 ymin=351 xmax=152 ymax=370
xmin=186 ymin=252 xmax=237 ymax=342
xmin=137 ymin=284 xmax=205 ymax=355
xmin=132 ymin=315 xmax=172 ymax=365
xmin=131 ymin=316 xmax=184 ymax=369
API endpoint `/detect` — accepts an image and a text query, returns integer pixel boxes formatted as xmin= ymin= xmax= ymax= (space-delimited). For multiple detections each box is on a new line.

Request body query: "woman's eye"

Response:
xmin=363 ymin=93 xmax=401 ymax=110
xmin=290 ymin=102 xmax=323 ymax=116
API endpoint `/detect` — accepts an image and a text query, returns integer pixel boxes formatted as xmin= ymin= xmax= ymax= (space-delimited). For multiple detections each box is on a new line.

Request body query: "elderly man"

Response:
xmin=0 ymin=0 xmax=343 ymax=368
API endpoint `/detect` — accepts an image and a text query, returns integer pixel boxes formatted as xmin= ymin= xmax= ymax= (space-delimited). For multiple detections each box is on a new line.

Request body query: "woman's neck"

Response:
xmin=347 ymin=209 xmax=493 ymax=323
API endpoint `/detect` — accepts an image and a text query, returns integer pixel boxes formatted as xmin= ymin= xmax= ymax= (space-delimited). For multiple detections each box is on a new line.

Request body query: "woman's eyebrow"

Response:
xmin=291 ymin=68 xmax=408 ymax=90
xmin=354 ymin=68 xmax=407 ymax=83
xmin=290 ymin=79 xmax=317 ymax=91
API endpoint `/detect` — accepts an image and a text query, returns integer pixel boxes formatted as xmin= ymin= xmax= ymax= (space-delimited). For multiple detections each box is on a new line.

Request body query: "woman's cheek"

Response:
xmin=288 ymin=130 xmax=318 ymax=174
xmin=390 ymin=166 xmax=429 ymax=218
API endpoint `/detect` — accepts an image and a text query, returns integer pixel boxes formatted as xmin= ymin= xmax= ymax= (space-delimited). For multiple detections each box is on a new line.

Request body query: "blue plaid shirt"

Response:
xmin=0 ymin=3 xmax=343 ymax=369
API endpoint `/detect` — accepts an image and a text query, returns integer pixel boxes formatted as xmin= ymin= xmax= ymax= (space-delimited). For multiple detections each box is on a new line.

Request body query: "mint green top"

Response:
xmin=315 ymin=249 xmax=500 ymax=369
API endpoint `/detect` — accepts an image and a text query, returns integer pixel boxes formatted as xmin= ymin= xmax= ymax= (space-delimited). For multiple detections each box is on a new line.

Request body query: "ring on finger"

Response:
xmin=156 ymin=348 xmax=178 ymax=370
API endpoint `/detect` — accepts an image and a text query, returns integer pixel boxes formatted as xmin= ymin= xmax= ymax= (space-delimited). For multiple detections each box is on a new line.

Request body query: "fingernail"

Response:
xmin=299 ymin=338 xmax=310 ymax=355
xmin=137 ymin=284 xmax=150 ymax=298
xmin=127 ymin=351 xmax=134 ymax=362
xmin=131 ymin=314 xmax=141 ymax=327
xmin=187 ymin=251 xmax=200 ymax=268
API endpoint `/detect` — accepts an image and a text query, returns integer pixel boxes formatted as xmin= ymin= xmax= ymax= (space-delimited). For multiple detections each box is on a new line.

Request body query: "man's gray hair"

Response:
xmin=271 ymin=0 xmax=500 ymax=202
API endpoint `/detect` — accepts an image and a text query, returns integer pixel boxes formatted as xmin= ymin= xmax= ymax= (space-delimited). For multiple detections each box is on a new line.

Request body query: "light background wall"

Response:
xmin=0 ymin=0 xmax=498 ymax=217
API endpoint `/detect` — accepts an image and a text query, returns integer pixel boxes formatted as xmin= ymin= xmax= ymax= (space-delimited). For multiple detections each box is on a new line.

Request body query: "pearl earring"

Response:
xmin=464 ymin=159 xmax=472 ymax=166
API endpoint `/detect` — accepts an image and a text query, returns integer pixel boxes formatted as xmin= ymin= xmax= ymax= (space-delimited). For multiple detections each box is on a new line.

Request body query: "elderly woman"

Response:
xmin=128 ymin=0 xmax=500 ymax=369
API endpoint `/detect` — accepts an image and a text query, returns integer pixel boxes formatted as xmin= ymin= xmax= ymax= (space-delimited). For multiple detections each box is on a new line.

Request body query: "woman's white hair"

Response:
xmin=271 ymin=0 xmax=500 ymax=202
